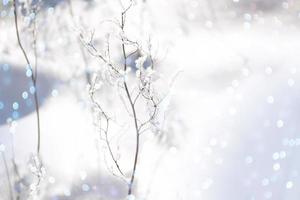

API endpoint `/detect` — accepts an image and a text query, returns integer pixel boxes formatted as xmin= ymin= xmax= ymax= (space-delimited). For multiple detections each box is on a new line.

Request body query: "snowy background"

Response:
xmin=1 ymin=0 xmax=300 ymax=199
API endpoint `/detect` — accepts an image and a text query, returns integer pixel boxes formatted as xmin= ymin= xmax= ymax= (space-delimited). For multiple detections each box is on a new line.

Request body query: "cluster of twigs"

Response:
xmin=81 ymin=1 xmax=163 ymax=196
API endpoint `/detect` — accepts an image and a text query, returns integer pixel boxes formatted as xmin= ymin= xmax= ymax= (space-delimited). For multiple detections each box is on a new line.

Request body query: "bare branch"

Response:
xmin=12 ymin=0 xmax=41 ymax=155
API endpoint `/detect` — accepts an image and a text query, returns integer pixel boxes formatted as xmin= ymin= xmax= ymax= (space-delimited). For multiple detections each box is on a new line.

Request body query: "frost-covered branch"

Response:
xmin=80 ymin=1 xmax=167 ymax=197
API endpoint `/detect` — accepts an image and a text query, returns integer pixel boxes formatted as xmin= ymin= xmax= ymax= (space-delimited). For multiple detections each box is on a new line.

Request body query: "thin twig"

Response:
xmin=12 ymin=0 xmax=41 ymax=155
xmin=90 ymin=77 xmax=125 ymax=178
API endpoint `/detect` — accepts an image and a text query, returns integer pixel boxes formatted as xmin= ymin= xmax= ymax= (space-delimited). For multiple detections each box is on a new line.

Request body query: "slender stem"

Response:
xmin=34 ymin=90 xmax=41 ymax=154
xmin=124 ymin=82 xmax=140 ymax=195
xmin=12 ymin=0 xmax=31 ymax=69
xmin=13 ymin=0 xmax=41 ymax=155
xmin=119 ymin=2 xmax=140 ymax=194
xmin=33 ymin=15 xmax=41 ymax=154
xmin=1 ymin=152 xmax=14 ymax=200
xmin=104 ymin=119 xmax=125 ymax=177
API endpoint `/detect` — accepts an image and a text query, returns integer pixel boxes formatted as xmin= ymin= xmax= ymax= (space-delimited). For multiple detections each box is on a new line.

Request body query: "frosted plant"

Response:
xmin=11 ymin=0 xmax=45 ymax=198
xmin=80 ymin=0 xmax=173 ymax=197
xmin=28 ymin=154 xmax=46 ymax=199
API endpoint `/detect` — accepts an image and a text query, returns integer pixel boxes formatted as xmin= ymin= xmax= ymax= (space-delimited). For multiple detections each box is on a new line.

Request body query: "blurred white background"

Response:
xmin=1 ymin=0 xmax=300 ymax=199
